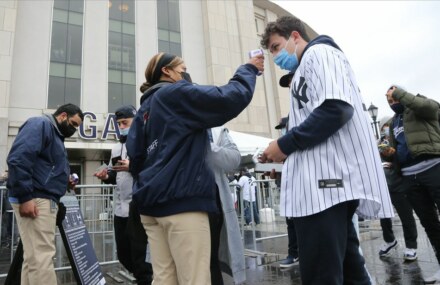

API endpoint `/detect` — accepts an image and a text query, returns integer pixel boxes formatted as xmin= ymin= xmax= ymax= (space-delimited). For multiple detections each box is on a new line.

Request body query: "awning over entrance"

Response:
xmin=228 ymin=131 xmax=273 ymax=156
xmin=228 ymin=131 xmax=274 ymax=169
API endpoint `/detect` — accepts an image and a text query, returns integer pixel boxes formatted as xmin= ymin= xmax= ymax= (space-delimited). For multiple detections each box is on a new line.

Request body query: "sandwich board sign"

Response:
xmin=6 ymin=193 xmax=107 ymax=285
xmin=58 ymin=193 xmax=107 ymax=285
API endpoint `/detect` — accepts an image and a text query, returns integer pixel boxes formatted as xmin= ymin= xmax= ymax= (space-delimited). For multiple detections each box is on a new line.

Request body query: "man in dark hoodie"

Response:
xmin=7 ymin=103 xmax=83 ymax=285
xmin=259 ymin=16 xmax=394 ymax=284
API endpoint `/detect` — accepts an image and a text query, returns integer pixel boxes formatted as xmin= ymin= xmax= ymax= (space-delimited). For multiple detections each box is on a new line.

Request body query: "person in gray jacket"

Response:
xmin=207 ymin=126 xmax=246 ymax=284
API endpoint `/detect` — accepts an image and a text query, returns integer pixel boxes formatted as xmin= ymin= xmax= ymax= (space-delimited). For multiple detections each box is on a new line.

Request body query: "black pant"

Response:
xmin=286 ymin=217 xmax=299 ymax=258
xmin=1 ymin=191 xmax=14 ymax=245
xmin=380 ymin=191 xmax=417 ymax=248
xmin=5 ymin=240 xmax=23 ymax=285
xmin=294 ymin=200 xmax=370 ymax=285
xmin=209 ymin=212 xmax=224 ymax=285
xmin=402 ymin=163 xmax=440 ymax=263
xmin=114 ymin=202 xmax=153 ymax=285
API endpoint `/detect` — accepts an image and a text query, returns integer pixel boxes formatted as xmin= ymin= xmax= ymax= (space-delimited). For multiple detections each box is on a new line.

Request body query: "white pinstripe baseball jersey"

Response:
xmin=280 ymin=43 xmax=394 ymax=219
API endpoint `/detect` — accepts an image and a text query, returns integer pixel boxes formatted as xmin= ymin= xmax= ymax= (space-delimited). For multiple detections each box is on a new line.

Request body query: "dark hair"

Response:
xmin=139 ymin=52 xmax=184 ymax=93
xmin=53 ymin=103 xmax=84 ymax=121
xmin=260 ymin=16 xmax=310 ymax=49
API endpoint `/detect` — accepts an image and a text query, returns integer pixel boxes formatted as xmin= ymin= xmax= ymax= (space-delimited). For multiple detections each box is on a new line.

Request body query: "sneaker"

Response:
xmin=403 ymin=248 xmax=417 ymax=261
xmin=279 ymin=256 xmax=299 ymax=268
xmin=379 ymin=240 xmax=398 ymax=257
xmin=424 ymin=269 xmax=440 ymax=284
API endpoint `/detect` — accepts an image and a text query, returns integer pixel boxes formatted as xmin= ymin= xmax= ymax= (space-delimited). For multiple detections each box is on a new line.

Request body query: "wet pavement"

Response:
xmin=1 ymin=217 xmax=439 ymax=285
xmin=226 ymin=218 xmax=439 ymax=285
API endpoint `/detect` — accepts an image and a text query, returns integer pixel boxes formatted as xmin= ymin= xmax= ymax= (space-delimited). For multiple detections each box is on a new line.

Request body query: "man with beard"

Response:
xmin=7 ymin=103 xmax=84 ymax=284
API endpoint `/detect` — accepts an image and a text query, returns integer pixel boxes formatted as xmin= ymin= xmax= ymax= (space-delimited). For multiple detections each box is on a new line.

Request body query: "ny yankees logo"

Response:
xmin=291 ymin=76 xmax=309 ymax=109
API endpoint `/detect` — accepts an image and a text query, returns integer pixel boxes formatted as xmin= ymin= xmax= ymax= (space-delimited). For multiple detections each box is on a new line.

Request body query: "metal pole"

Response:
xmin=372 ymin=119 xmax=379 ymax=139
xmin=374 ymin=120 xmax=379 ymax=139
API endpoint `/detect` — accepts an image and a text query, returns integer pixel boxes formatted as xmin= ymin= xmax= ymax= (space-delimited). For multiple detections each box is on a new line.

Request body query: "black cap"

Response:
xmin=275 ymin=117 xmax=288 ymax=129
xmin=240 ymin=167 xmax=249 ymax=173
xmin=115 ymin=105 xmax=137 ymax=120
xmin=279 ymin=72 xmax=294 ymax=88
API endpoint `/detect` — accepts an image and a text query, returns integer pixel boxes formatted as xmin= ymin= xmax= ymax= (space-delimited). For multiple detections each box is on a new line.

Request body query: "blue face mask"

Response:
xmin=274 ymin=37 xmax=299 ymax=72
xmin=119 ymin=128 xmax=130 ymax=136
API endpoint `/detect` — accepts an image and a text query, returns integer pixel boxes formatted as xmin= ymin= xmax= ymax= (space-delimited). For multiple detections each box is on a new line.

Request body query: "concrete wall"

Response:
xmin=0 ymin=0 xmax=17 ymax=172
xmin=1 ymin=0 xmax=316 ymax=175
xmin=82 ymin=0 xmax=108 ymax=114
xmin=201 ymin=0 xmax=272 ymax=137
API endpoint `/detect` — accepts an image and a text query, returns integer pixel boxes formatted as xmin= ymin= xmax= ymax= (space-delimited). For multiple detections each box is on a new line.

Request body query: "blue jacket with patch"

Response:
xmin=127 ymin=64 xmax=258 ymax=217
xmin=7 ymin=114 xmax=70 ymax=203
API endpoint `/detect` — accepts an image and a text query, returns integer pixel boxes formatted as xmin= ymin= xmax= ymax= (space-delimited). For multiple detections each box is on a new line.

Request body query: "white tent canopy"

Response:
xmin=228 ymin=130 xmax=273 ymax=156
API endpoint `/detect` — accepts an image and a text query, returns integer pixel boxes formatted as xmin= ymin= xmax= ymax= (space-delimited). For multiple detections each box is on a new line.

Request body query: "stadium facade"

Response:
xmin=0 ymin=0 xmax=317 ymax=183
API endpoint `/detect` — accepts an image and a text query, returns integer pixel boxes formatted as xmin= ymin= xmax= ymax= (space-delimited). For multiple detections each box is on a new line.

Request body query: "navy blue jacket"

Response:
xmin=127 ymin=64 xmax=258 ymax=217
xmin=7 ymin=114 xmax=70 ymax=203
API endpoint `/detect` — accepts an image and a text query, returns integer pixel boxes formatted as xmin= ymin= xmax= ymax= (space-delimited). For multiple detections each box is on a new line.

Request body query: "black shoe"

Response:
xmin=379 ymin=240 xmax=398 ymax=257
xmin=279 ymin=256 xmax=299 ymax=268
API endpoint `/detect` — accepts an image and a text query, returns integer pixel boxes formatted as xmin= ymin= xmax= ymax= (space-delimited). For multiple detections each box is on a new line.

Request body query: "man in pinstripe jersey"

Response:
xmin=259 ymin=16 xmax=393 ymax=285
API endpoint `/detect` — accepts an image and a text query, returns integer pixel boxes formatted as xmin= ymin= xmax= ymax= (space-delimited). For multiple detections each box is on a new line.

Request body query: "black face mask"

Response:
xmin=119 ymin=135 xmax=127 ymax=143
xmin=180 ymin=71 xmax=192 ymax=83
xmin=390 ymin=103 xmax=404 ymax=114
xmin=59 ymin=119 xmax=77 ymax=138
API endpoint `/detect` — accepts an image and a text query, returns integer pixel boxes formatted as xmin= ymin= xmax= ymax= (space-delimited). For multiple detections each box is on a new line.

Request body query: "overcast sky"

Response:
xmin=274 ymin=0 xmax=440 ymax=121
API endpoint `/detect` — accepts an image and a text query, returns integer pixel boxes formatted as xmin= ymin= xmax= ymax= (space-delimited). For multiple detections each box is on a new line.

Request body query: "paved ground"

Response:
xmin=1 ymin=217 xmax=439 ymax=284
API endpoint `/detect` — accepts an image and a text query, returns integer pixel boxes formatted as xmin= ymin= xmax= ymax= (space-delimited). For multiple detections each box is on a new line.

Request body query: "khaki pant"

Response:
xmin=12 ymin=198 xmax=58 ymax=285
xmin=141 ymin=212 xmax=211 ymax=285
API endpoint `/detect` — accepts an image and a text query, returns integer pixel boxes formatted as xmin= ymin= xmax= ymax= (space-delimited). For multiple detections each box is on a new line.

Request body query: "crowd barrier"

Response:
xmin=0 ymin=179 xmax=289 ymax=278
xmin=0 ymin=184 xmax=119 ymax=279
xmin=231 ymin=179 xmax=288 ymax=253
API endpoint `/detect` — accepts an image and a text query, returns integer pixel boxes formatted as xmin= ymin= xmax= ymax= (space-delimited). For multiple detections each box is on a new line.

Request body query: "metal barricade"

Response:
xmin=251 ymin=179 xmax=288 ymax=244
xmin=0 ymin=185 xmax=18 ymax=264
xmin=231 ymin=179 xmax=288 ymax=254
xmin=1 ymin=180 xmax=289 ymax=277
xmin=229 ymin=183 xmax=249 ymax=245
xmin=0 ymin=184 xmax=119 ymax=278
